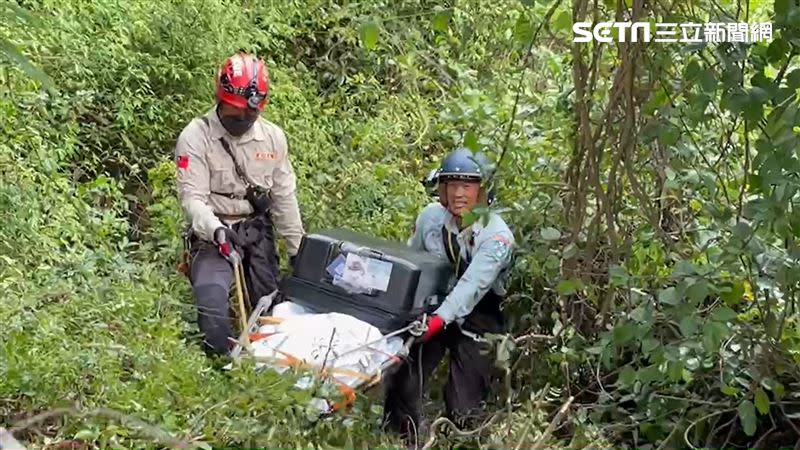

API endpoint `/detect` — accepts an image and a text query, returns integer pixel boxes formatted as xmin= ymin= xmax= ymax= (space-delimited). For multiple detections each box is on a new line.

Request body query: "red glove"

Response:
xmin=214 ymin=227 xmax=241 ymax=265
xmin=422 ymin=315 xmax=445 ymax=342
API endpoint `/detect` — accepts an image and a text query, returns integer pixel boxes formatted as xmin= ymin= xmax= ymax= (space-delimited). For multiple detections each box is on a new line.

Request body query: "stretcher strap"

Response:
xmin=250 ymin=352 xmax=377 ymax=383
xmin=330 ymin=381 xmax=357 ymax=412
xmin=248 ymin=352 xmax=380 ymax=412
xmin=248 ymin=332 xmax=276 ymax=343
xmin=257 ymin=316 xmax=285 ymax=325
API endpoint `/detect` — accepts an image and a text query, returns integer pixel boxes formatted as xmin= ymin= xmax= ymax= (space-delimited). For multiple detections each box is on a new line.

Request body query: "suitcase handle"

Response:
xmin=338 ymin=241 xmax=386 ymax=260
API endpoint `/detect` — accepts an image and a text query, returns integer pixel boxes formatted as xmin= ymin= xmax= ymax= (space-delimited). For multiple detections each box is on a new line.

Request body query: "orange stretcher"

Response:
xmin=228 ymin=291 xmax=426 ymax=414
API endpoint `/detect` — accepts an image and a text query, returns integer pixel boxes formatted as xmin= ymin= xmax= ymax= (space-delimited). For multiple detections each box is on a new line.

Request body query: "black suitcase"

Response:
xmin=279 ymin=228 xmax=453 ymax=333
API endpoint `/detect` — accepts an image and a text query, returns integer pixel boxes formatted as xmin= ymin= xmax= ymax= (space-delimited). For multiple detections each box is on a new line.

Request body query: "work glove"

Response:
xmin=214 ymin=226 xmax=241 ymax=265
xmin=421 ymin=315 xmax=445 ymax=342
xmin=245 ymin=186 xmax=271 ymax=215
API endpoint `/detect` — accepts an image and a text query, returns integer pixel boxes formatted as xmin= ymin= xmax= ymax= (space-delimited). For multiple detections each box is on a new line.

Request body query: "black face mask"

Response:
xmin=217 ymin=107 xmax=258 ymax=137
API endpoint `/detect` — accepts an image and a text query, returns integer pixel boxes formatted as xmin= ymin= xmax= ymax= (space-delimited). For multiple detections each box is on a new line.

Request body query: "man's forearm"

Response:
xmin=270 ymin=194 xmax=304 ymax=255
xmin=184 ymin=198 xmax=224 ymax=242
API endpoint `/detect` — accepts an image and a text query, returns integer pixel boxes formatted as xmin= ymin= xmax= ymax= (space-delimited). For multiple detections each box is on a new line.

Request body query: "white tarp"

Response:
xmin=248 ymin=302 xmax=404 ymax=412
xmin=0 ymin=428 xmax=26 ymax=450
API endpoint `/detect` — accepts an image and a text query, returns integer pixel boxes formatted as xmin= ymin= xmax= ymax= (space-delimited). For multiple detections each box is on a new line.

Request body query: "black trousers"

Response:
xmin=382 ymin=308 xmax=503 ymax=445
xmin=188 ymin=214 xmax=280 ymax=357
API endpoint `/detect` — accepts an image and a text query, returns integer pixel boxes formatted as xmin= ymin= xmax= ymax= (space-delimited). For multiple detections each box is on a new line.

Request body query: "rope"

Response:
xmin=328 ymin=322 xmax=419 ymax=363
xmin=232 ymin=262 xmax=248 ymax=332
xmin=250 ymin=317 xmax=418 ymax=360
xmin=248 ymin=348 xmax=377 ymax=383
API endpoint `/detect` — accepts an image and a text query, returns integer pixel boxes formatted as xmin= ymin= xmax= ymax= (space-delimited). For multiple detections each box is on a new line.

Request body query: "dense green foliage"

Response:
xmin=2 ymin=0 xmax=800 ymax=448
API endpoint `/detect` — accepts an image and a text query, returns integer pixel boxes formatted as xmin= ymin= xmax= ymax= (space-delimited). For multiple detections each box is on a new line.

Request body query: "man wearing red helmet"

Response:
xmin=174 ymin=52 xmax=305 ymax=357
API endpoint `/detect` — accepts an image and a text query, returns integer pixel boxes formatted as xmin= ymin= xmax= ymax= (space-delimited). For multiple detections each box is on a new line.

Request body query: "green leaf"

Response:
xmin=74 ymin=429 xmax=97 ymax=440
xmin=679 ymin=315 xmax=698 ymax=337
xmin=721 ymin=281 xmax=745 ymax=305
xmin=641 ymin=337 xmax=659 ymax=354
xmin=359 ymin=20 xmax=380 ymax=50
xmin=733 ymin=221 xmax=752 ymax=240
xmin=540 ymin=227 xmax=561 ymax=241
xmin=767 ymin=37 xmax=790 ymax=64
xmin=0 ymin=39 xmax=54 ymax=89
xmin=660 ymin=125 xmax=681 ymax=146
xmin=711 ymin=306 xmax=738 ymax=323
xmin=786 ymin=69 xmax=800 ymax=89
xmin=684 ymin=60 xmax=701 ymax=80
xmin=513 ymin=14 xmax=533 ymax=44
xmin=643 ymin=89 xmax=668 ymax=115
xmin=618 ymin=365 xmax=636 ymax=387
xmin=755 ymin=388 xmax=770 ymax=415
xmin=776 ymin=0 xmax=790 ymax=17
xmin=703 ymin=321 xmax=728 ymax=353
xmin=765 ymin=312 xmax=779 ymax=337
xmin=463 ymin=130 xmax=478 ymax=151
xmin=544 ymin=254 xmax=560 ymax=270
xmin=557 ymin=279 xmax=580 ymax=295
xmin=431 ymin=8 xmax=452 ymax=32
xmin=667 ymin=360 xmax=683 ymax=381
xmin=562 ymin=243 xmax=577 ymax=259
xmin=638 ymin=364 xmax=661 ymax=384
xmin=496 ymin=338 xmax=514 ymax=369
xmin=612 ymin=323 xmax=636 ymax=345
xmin=750 ymin=86 xmax=771 ymax=103
xmin=774 ymin=383 xmax=786 ymax=400
xmin=658 ymin=287 xmax=679 ymax=305
xmin=721 ymin=384 xmax=738 ymax=396
xmin=686 ymin=280 xmax=709 ymax=303
xmin=608 ymin=265 xmax=629 ymax=286
xmin=700 ymin=69 xmax=717 ymax=93
xmin=738 ymin=399 xmax=757 ymax=436
xmin=460 ymin=211 xmax=478 ymax=227
xmin=744 ymin=100 xmax=765 ymax=122
xmin=672 ymin=260 xmax=697 ymax=277
xmin=0 ymin=2 xmax=39 ymax=26
xmin=552 ymin=10 xmax=572 ymax=33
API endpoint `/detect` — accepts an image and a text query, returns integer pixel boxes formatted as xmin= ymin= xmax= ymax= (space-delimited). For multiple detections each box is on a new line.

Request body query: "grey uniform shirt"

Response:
xmin=174 ymin=107 xmax=305 ymax=255
xmin=409 ymin=202 xmax=515 ymax=324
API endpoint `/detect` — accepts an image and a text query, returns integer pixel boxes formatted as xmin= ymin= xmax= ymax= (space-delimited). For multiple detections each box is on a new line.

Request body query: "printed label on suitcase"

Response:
xmin=326 ymin=254 xmax=346 ymax=279
xmin=339 ymin=253 xmax=393 ymax=293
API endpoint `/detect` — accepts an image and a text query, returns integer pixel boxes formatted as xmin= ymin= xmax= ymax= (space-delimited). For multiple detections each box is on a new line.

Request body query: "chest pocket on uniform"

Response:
xmin=246 ymin=146 xmax=277 ymax=189
xmin=210 ymin=168 xmax=236 ymax=193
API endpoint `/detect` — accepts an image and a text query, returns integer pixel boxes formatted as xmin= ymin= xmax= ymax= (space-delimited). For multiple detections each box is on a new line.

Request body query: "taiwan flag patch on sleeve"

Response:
xmin=177 ymin=154 xmax=189 ymax=169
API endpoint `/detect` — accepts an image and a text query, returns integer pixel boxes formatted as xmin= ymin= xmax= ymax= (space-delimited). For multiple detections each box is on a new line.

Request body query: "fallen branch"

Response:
xmin=420 ymin=413 xmax=502 ymax=450
xmin=684 ymin=408 xmax=736 ymax=450
xmin=531 ymin=396 xmax=574 ymax=449
xmin=513 ymin=421 xmax=533 ymax=450
xmin=514 ymin=333 xmax=555 ymax=344
xmin=513 ymin=383 xmax=550 ymax=450
xmin=654 ymin=418 xmax=682 ymax=450
xmin=9 ymin=407 xmax=205 ymax=449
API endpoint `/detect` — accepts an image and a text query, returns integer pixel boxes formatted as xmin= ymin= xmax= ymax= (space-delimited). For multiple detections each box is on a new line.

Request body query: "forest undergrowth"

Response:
xmin=2 ymin=0 xmax=800 ymax=448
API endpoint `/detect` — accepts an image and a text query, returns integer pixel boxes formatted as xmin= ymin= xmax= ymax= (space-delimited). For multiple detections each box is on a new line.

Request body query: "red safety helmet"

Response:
xmin=215 ymin=52 xmax=269 ymax=111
